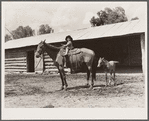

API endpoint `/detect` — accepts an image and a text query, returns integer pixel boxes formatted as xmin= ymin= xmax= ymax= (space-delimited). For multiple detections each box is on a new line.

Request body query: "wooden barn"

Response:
xmin=5 ymin=20 xmax=146 ymax=74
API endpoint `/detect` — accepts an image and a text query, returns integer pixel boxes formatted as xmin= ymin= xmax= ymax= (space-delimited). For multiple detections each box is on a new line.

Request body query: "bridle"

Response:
xmin=37 ymin=43 xmax=45 ymax=57
xmin=35 ymin=43 xmax=45 ymax=70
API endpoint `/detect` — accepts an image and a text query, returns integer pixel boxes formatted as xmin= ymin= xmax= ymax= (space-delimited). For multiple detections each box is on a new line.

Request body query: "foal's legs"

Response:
xmin=113 ymin=71 xmax=117 ymax=86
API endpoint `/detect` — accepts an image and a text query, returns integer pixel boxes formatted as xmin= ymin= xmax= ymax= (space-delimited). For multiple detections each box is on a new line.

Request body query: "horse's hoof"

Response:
xmin=63 ymin=85 xmax=68 ymax=91
xmin=60 ymin=87 xmax=64 ymax=91
xmin=64 ymin=88 xmax=67 ymax=91
xmin=89 ymin=86 xmax=93 ymax=90
xmin=86 ymin=83 xmax=89 ymax=87
xmin=59 ymin=88 xmax=64 ymax=91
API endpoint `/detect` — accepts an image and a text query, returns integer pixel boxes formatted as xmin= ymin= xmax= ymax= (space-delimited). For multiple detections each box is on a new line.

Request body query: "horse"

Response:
xmin=98 ymin=57 xmax=119 ymax=87
xmin=35 ymin=40 xmax=98 ymax=90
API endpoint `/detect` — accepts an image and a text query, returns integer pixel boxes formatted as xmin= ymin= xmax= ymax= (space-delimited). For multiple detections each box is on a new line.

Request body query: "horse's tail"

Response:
xmin=92 ymin=56 xmax=98 ymax=81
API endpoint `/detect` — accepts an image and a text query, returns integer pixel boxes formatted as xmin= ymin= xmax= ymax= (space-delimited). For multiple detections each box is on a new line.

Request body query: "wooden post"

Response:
xmin=140 ymin=33 xmax=145 ymax=76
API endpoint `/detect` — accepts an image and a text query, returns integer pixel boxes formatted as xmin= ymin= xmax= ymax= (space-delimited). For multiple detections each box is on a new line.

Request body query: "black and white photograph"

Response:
xmin=2 ymin=1 xmax=147 ymax=120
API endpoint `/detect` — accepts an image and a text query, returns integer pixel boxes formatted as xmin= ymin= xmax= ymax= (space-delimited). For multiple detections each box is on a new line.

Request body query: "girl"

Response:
xmin=64 ymin=35 xmax=74 ymax=56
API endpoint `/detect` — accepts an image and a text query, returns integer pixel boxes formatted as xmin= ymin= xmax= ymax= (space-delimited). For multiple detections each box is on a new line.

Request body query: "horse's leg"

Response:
xmin=105 ymin=71 xmax=108 ymax=87
xmin=62 ymin=69 xmax=68 ymax=89
xmin=86 ymin=68 xmax=90 ymax=86
xmin=59 ymin=65 xmax=68 ymax=90
xmin=113 ymin=71 xmax=117 ymax=86
xmin=91 ymin=58 xmax=97 ymax=82
xmin=86 ymin=64 xmax=93 ymax=89
xmin=91 ymin=69 xmax=95 ymax=89
xmin=58 ymin=69 xmax=65 ymax=90
xmin=92 ymin=67 xmax=96 ymax=84
xmin=56 ymin=64 xmax=65 ymax=90
xmin=109 ymin=71 xmax=112 ymax=86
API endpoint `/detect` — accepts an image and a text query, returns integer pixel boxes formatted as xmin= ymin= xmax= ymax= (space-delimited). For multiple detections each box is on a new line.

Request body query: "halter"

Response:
xmin=37 ymin=42 xmax=45 ymax=57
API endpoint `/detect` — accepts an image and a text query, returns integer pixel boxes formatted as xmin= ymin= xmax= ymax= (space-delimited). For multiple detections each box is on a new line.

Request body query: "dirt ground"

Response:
xmin=5 ymin=73 xmax=145 ymax=108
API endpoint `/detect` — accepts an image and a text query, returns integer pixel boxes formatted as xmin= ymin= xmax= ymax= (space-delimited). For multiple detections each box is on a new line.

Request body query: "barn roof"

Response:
xmin=5 ymin=20 xmax=145 ymax=49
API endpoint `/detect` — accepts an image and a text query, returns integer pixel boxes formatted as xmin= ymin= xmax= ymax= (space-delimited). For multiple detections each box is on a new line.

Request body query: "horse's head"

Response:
xmin=97 ymin=57 xmax=105 ymax=67
xmin=35 ymin=40 xmax=46 ymax=58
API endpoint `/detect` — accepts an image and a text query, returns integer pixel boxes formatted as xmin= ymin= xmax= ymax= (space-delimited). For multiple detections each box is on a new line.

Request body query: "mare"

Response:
xmin=35 ymin=40 xmax=98 ymax=90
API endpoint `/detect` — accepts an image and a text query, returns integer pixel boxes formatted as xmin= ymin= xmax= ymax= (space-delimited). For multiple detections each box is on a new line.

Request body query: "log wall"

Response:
xmin=5 ymin=49 xmax=27 ymax=72
xmin=5 ymin=46 xmax=37 ymax=73
xmin=43 ymin=52 xmax=58 ymax=73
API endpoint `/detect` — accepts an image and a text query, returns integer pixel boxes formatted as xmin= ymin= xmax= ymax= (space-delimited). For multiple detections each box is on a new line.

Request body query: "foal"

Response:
xmin=98 ymin=57 xmax=119 ymax=86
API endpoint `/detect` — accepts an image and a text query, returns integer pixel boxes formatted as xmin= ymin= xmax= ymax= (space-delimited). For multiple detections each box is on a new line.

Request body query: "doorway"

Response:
xmin=27 ymin=51 xmax=35 ymax=72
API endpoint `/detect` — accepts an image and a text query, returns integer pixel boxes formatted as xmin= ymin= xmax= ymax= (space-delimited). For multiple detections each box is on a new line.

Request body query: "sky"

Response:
xmin=3 ymin=1 xmax=147 ymax=35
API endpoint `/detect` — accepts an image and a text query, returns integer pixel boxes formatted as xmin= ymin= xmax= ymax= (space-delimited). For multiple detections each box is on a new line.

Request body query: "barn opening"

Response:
xmin=74 ymin=34 xmax=142 ymax=73
xmin=27 ymin=51 xmax=35 ymax=72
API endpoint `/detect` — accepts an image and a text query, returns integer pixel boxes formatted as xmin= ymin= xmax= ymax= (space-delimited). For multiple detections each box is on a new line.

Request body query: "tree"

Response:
xmin=38 ymin=24 xmax=53 ymax=35
xmin=131 ymin=17 xmax=139 ymax=21
xmin=5 ymin=34 xmax=12 ymax=42
xmin=24 ymin=26 xmax=34 ymax=37
xmin=90 ymin=16 xmax=104 ymax=27
xmin=90 ymin=6 xmax=128 ymax=27
xmin=12 ymin=26 xmax=34 ymax=39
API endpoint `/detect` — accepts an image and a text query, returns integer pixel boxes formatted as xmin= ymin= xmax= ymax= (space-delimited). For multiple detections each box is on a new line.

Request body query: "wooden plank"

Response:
xmin=5 ymin=61 xmax=26 ymax=64
xmin=45 ymin=65 xmax=57 ymax=68
xmin=5 ymin=66 xmax=26 ymax=69
xmin=44 ymin=55 xmax=51 ymax=59
xmin=5 ymin=57 xmax=26 ymax=61
xmin=5 ymin=54 xmax=26 ymax=59
xmin=44 ymin=58 xmax=53 ymax=62
xmin=5 ymin=69 xmax=27 ymax=72
xmin=45 ymin=62 xmax=54 ymax=65
xmin=45 ymin=66 xmax=57 ymax=69
xmin=44 ymin=68 xmax=58 ymax=72
xmin=44 ymin=61 xmax=53 ymax=63
xmin=44 ymin=53 xmax=48 ymax=56
xmin=45 ymin=64 xmax=56 ymax=66
xmin=5 ymin=63 xmax=26 ymax=66
xmin=5 ymin=65 xmax=26 ymax=68
xmin=45 ymin=61 xmax=54 ymax=64
xmin=5 ymin=58 xmax=26 ymax=61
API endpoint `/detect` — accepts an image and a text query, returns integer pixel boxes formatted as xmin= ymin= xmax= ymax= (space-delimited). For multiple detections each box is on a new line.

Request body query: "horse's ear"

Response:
xmin=102 ymin=57 xmax=104 ymax=60
xmin=43 ymin=39 xmax=46 ymax=43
